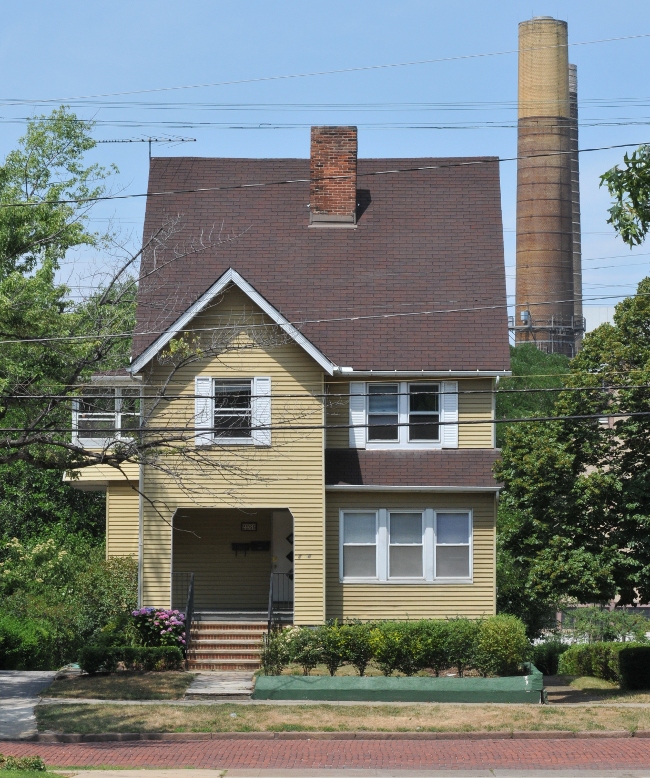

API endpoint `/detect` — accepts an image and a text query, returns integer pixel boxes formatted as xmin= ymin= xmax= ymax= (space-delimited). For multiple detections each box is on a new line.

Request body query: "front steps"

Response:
xmin=186 ymin=621 xmax=267 ymax=671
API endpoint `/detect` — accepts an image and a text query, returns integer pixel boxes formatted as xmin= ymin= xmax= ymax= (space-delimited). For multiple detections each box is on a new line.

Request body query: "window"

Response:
xmin=368 ymin=384 xmax=399 ymax=441
xmin=214 ymin=380 xmax=252 ymax=438
xmin=350 ymin=381 xmax=454 ymax=450
xmin=342 ymin=512 xmax=377 ymax=578
xmin=408 ymin=384 xmax=439 ymax=441
xmin=195 ymin=375 xmax=272 ymax=447
xmin=340 ymin=508 xmax=472 ymax=583
xmin=389 ymin=512 xmax=423 ymax=578
xmin=435 ymin=513 xmax=471 ymax=578
xmin=73 ymin=386 xmax=140 ymax=446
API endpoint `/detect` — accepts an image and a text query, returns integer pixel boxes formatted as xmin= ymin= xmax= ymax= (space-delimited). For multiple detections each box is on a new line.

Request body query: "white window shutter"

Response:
xmin=349 ymin=382 xmax=366 ymax=449
xmin=441 ymin=381 xmax=459 ymax=448
xmin=194 ymin=376 xmax=213 ymax=446
xmin=252 ymin=376 xmax=272 ymax=447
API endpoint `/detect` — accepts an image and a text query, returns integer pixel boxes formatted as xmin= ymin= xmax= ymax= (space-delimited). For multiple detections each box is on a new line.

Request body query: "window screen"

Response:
xmin=408 ymin=383 xmax=440 ymax=441
xmin=435 ymin=512 xmax=471 ymax=578
xmin=389 ymin=512 xmax=423 ymax=578
xmin=214 ymin=380 xmax=252 ymax=438
xmin=367 ymin=384 xmax=399 ymax=441
xmin=342 ymin=512 xmax=377 ymax=578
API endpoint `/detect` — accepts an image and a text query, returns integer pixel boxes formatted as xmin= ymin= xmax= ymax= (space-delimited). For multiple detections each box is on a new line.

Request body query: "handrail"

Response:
xmin=267 ymin=571 xmax=293 ymax=632
xmin=184 ymin=572 xmax=195 ymax=662
xmin=267 ymin=570 xmax=274 ymax=633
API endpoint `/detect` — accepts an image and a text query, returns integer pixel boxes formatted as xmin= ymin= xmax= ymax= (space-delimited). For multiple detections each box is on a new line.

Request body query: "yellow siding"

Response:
xmin=106 ymin=482 xmax=139 ymax=559
xmin=140 ymin=285 xmax=325 ymax=624
xmin=458 ymin=379 xmax=494 ymax=448
xmin=65 ymin=462 xmax=139 ymax=489
xmin=173 ymin=510 xmax=272 ymax=610
xmin=325 ymin=379 xmax=495 ymax=449
xmin=325 ymin=491 xmax=496 ymax=620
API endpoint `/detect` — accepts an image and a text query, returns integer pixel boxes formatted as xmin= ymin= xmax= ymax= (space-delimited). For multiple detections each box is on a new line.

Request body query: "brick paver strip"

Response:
xmin=3 ymin=738 xmax=650 ymax=770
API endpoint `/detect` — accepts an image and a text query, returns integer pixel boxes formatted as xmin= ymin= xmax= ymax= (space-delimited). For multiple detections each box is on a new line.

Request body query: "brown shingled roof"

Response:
xmin=133 ymin=156 xmax=509 ymax=372
xmin=325 ymin=449 xmax=500 ymax=488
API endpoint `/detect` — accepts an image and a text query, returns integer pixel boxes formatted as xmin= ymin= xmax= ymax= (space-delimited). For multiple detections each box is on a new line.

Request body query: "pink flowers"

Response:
xmin=132 ymin=607 xmax=187 ymax=651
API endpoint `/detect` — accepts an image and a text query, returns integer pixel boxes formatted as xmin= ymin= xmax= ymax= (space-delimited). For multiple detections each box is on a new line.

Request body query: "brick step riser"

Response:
xmin=189 ymin=655 xmax=261 ymax=662
xmin=192 ymin=630 xmax=266 ymax=636
xmin=187 ymin=663 xmax=261 ymax=671
xmin=190 ymin=643 xmax=262 ymax=650
xmin=192 ymin=623 xmax=266 ymax=630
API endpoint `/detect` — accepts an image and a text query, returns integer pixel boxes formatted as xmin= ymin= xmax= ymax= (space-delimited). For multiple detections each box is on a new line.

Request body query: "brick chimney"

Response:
xmin=309 ymin=126 xmax=357 ymax=227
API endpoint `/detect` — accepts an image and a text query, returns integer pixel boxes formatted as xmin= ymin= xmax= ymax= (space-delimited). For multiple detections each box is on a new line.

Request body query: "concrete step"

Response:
xmin=190 ymin=640 xmax=263 ymax=649
xmin=187 ymin=659 xmax=261 ymax=671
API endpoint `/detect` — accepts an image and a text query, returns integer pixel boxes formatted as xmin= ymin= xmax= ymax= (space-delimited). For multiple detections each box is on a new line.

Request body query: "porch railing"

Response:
xmin=172 ymin=572 xmax=195 ymax=661
xmin=267 ymin=571 xmax=293 ymax=632
xmin=184 ymin=572 xmax=195 ymax=659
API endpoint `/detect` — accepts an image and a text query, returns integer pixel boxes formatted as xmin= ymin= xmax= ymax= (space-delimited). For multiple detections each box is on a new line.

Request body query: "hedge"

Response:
xmin=557 ymin=641 xmax=646 ymax=683
xmin=262 ymin=616 xmax=531 ymax=677
xmin=79 ymin=645 xmax=183 ymax=674
xmin=619 ymin=647 xmax=650 ymax=690
xmin=532 ymin=640 xmax=570 ymax=676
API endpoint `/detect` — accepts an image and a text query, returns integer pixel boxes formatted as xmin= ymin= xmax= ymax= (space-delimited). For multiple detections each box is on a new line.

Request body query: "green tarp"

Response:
xmin=253 ymin=666 xmax=544 ymax=704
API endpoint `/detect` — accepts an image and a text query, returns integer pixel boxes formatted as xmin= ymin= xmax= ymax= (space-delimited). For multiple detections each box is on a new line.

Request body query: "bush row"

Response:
xmin=262 ymin=616 xmax=530 ymax=677
xmin=78 ymin=645 xmax=184 ymax=674
xmin=531 ymin=640 xmax=570 ymax=676
xmin=557 ymin=641 xmax=647 ymax=684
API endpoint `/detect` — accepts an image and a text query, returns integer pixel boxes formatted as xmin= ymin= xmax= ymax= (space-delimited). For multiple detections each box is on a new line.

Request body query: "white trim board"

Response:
xmin=129 ymin=268 xmax=337 ymax=376
xmin=326 ymin=485 xmax=501 ymax=492
xmin=334 ymin=370 xmax=511 ymax=378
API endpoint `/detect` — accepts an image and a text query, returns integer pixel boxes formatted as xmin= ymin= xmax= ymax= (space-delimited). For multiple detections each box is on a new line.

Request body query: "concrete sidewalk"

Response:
xmin=0 ymin=671 xmax=56 ymax=739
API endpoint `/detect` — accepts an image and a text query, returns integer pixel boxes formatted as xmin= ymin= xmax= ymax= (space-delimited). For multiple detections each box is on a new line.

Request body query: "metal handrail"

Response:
xmin=267 ymin=571 xmax=293 ymax=632
xmin=184 ymin=572 xmax=195 ymax=662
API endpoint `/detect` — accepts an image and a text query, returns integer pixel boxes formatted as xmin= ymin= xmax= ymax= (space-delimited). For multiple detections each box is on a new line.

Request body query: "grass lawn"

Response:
xmin=42 ymin=671 xmax=195 ymax=700
xmin=36 ymin=701 xmax=650 ymax=735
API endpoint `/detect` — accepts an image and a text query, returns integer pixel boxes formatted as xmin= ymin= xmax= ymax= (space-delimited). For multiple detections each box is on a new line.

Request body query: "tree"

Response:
xmin=495 ymin=344 xmax=570 ymax=446
xmin=601 ymin=144 xmax=650 ymax=247
xmin=496 ymin=276 xmax=650 ymax=628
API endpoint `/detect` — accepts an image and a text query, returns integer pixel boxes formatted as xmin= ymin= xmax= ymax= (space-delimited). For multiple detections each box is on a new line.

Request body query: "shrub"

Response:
xmin=78 ymin=645 xmax=183 ymax=674
xmin=445 ymin=618 xmax=480 ymax=677
xmin=369 ymin=621 xmax=424 ymax=677
xmin=132 ymin=607 xmax=186 ymax=650
xmin=563 ymin=606 xmax=649 ymax=643
xmin=287 ymin=627 xmax=321 ymax=675
xmin=619 ymin=647 xmax=650 ymax=690
xmin=340 ymin=621 xmax=374 ymax=676
xmin=0 ymin=753 xmax=46 ymax=771
xmin=316 ymin=621 xmax=347 ymax=676
xmin=475 ymin=615 xmax=530 ymax=677
xmin=532 ymin=639 xmax=570 ymax=675
xmin=260 ymin=628 xmax=291 ymax=676
xmin=558 ymin=641 xmax=646 ymax=683
xmin=0 ymin=614 xmax=58 ymax=670
xmin=418 ymin=620 xmax=448 ymax=676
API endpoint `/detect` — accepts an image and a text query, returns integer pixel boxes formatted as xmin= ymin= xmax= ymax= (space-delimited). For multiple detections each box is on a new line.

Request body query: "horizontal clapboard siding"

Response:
xmin=106 ymin=483 xmax=139 ymax=559
xmin=65 ymin=462 xmax=140 ymax=488
xmin=325 ymin=491 xmax=496 ymax=621
xmin=325 ymin=378 xmax=495 ymax=449
xmin=141 ymin=285 xmax=325 ymax=625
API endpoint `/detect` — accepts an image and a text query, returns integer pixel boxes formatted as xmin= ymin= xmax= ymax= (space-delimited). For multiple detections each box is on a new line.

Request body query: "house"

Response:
xmin=70 ymin=126 xmax=509 ymax=658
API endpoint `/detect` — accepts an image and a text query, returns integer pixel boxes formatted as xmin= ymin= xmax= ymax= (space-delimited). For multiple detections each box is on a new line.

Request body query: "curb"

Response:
xmin=8 ymin=730 xmax=650 ymax=743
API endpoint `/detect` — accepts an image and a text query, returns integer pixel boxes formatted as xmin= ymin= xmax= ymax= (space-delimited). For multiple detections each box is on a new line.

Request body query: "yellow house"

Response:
xmin=70 ymin=126 xmax=510 ymax=667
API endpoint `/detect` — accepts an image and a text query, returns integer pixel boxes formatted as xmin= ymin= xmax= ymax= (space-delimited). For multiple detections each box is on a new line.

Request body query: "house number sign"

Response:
xmin=241 ymin=522 xmax=257 ymax=531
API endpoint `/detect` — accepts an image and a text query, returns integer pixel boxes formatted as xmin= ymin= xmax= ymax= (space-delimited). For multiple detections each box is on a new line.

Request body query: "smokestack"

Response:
xmin=515 ymin=17 xmax=578 ymax=356
xmin=309 ymin=126 xmax=357 ymax=227
xmin=569 ymin=64 xmax=583 ymax=348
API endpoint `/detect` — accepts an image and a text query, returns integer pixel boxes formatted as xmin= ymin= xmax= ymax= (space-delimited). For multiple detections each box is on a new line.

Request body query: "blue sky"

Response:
xmin=1 ymin=0 xmax=649 ymax=329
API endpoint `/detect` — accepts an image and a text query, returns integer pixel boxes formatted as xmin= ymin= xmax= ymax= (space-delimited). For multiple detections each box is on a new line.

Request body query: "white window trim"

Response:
xmin=194 ymin=375 xmax=272 ymax=447
xmin=349 ymin=381 xmax=458 ymax=450
xmin=72 ymin=386 xmax=141 ymax=449
xmin=339 ymin=507 xmax=473 ymax=584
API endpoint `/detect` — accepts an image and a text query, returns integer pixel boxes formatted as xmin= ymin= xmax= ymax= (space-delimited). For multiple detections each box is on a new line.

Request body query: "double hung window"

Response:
xmin=73 ymin=386 xmax=141 ymax=447
xmin=195 ymin=375 xmax=272 ymax=446
xmin=214 ymin=380 xmax=252 ymax=438
xmin=351 ymin=381 xmax=455 ymax=449
xmin=340 ymin=509 xmax=471 ymax=583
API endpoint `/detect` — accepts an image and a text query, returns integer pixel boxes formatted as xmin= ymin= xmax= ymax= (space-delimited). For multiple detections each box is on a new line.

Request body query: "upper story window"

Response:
xmin=195 ymin=375 xmax=271 ymax=447
xmin=350 ymin=381 xmax=457 ymax=450
xmin=340 ymin=508 xmax=472 ymax=583
xmin=73 ymin=385 xmax=141 ymax=448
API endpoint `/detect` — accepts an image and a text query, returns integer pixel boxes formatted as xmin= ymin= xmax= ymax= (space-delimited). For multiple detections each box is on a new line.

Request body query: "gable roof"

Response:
xmin=133 ymin=156 xmax=510 ymax=373
xmin=129 ymin=267 xmax=336 ymax=375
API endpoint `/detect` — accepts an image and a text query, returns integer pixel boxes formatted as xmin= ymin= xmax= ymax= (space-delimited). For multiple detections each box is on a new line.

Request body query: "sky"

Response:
xmin=1 ymin=0 xmax=650 ymax=331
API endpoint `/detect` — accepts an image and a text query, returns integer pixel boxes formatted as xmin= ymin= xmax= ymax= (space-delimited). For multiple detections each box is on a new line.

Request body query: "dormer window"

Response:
xmin=73 ymin=385 xmax=140 ymax=448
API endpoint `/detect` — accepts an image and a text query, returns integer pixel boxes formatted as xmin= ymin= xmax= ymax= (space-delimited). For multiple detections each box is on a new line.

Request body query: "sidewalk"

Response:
xmin=0 ymin=671 xmax=56 ymax=739
xmin=3 ymin=736 xmax=650 ymax=772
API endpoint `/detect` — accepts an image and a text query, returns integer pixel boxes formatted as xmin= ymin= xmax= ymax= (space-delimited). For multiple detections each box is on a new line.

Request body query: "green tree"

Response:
xmin=496 ymin=276 xmax=650 ymax=628
xmin=495 ymin=344 xmax=570 ymax=446
xmin=601 ymin=144 xmax=650 ymax=246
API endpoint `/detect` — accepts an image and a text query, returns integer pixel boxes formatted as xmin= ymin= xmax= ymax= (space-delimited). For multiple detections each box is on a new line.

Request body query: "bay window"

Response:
xmin=340 ymin=509 xmax=472 ymax=583
xmin=73 ymin=386 xmax=141 ymax=447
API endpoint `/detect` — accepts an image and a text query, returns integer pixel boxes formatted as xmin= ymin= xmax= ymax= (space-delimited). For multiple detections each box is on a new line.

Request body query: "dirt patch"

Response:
xmin=42 ymin=671 xmax=195 ymax=700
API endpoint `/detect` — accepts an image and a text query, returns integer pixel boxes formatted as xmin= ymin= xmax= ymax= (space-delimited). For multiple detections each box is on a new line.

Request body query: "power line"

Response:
xmin=10 ymin=31 xmax=649 ymax=103
xmin=1 ymin=141 xmax=646 ymax=210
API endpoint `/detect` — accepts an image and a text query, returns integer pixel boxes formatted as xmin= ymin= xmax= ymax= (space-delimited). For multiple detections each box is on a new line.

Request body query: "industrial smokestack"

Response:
xmin=515 ymin=17 xmax=581 ymax=356
xmin=569 ymin=63 xmax=583 ymax=348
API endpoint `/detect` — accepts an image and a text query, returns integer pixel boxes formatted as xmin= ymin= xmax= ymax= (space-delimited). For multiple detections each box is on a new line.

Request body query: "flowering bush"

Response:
xmin=132 ymin=607 xmax=186 ymax=650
